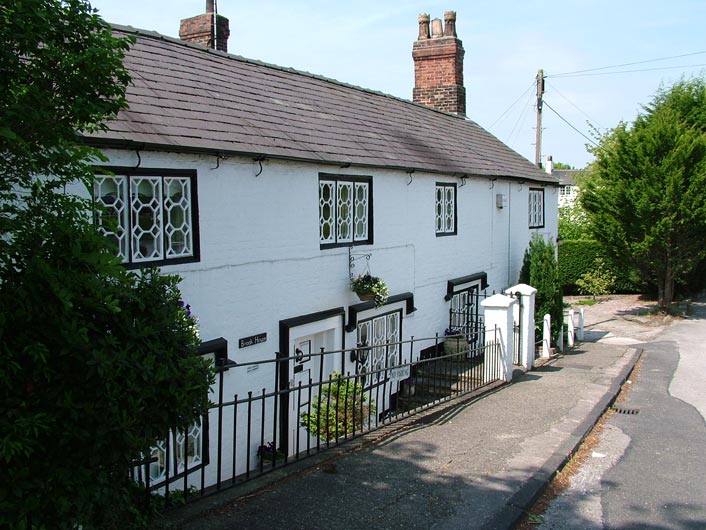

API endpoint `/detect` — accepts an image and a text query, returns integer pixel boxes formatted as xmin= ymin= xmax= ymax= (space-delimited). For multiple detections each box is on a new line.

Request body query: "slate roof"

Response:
xmin=86 ymin=26 xmax=557 ymax=184
xmin=554 ymin=169 xmax=584 ymax=187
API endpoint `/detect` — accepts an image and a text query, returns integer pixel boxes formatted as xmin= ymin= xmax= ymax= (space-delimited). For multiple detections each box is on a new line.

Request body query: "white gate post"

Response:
xmin=505 ymin=283 xmax=537 ymax=371
xmin=567 ymin=308 xmax=575 ymax=347
xmin=481 ymin=293 xmax=517 ymax=383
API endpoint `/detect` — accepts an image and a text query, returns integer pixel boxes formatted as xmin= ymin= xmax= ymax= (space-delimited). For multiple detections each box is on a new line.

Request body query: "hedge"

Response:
xmin=559 ymin=239 xmax=642 ymax=294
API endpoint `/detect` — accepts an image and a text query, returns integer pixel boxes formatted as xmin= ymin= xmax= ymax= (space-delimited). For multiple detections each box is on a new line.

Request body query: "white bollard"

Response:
xmin=542 ymin=314 xmax=551 ymax=359
xmin=577 ymin=308 xmax=584 ymax=341
xmin=567 ymin=309 xmax=575 ymax=347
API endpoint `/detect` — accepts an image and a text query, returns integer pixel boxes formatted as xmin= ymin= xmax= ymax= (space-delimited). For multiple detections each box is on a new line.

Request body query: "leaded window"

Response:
xmin=94 ymin=170 xmax=197 ymax=266
xmin=356 ymin=311 xmax=400 ymax=387
xmin=450 ymin=286 xmax=483 ymax=347
xmin=435 ymin=183 xmax=457 ymax=236
xmin=149 ymin=420 xmax=204 ymax=484
xmin=528 ymin=188 xmax=545 ymax=228
xmin=319 ymin=174 xmax=372 ymax=247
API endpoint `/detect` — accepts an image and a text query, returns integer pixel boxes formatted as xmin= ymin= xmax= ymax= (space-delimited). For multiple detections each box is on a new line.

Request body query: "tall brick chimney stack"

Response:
xmin=179 ymin=0 xmax=230 ymax=52
xmin=412 ymin=11 xmax=466 ymax=116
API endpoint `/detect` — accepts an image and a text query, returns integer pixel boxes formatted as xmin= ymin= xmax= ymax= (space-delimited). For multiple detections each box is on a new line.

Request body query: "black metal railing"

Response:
xmin=133 ymin=332 xmax=503 ymax=505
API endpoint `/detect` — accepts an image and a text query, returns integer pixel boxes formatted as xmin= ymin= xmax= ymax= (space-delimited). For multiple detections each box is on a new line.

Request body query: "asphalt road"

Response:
xmin=538 ymin=302 xmax=706 ymax=529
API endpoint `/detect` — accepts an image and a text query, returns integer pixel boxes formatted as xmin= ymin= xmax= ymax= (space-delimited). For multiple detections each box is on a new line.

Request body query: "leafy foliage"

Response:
xmin=0 ymin=2 xmax=214 ymax=528
xmin=558 ymin=202 xmax=591 ymax=240
xmin=575 ymin=258 xmax=617 ymax=299
xmin=582 ymin=77 xmax=706 ymax=310
xmin=519 ymin=235 xmax=563 ymax=339
xmin=301 ymin=372 xmax=375 ymax=442
xmin=558 ymin=239 xmax=642 ymax=295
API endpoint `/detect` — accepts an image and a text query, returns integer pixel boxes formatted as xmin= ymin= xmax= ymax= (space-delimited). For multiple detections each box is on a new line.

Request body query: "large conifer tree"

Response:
xmin=581 ymin=78 xmax=706 ymax=310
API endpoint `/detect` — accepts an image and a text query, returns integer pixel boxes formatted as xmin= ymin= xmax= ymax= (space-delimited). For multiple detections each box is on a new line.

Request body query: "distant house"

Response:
xmin=545 ymin=156 xmax=581 ymax=207
xmin=78 ymin=5 xmax=559 ymax=489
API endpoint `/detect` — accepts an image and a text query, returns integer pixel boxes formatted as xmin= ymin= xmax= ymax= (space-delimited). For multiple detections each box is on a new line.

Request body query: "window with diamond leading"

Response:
xmin=319 ymin=174 xmax=372 ymax=248
xmin=528 ymin=188 xmax=545 ymax=228
xmin=435 ymin=182 xmax=457 ymax=236
xmin=93 ymin=169 xmax=199 ymax=266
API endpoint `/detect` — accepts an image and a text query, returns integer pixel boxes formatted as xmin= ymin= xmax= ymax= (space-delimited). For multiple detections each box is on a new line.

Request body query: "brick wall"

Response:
xmin=179 ymin=12 xmax=230 ymax=52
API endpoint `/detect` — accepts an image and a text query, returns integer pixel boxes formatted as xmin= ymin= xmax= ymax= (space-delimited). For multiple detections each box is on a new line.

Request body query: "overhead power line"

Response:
xmin=543 ymin=100 xmax=598 ymax=147
xmin=545 ymin=81 xmax=602 ymax=130
xmin=550 ymin=63 xmax=706 ymax=79
xmin=488 ymin=81 xmax=535 ymax=130
xmin=549 ymin=50 xmax=706 ymax=78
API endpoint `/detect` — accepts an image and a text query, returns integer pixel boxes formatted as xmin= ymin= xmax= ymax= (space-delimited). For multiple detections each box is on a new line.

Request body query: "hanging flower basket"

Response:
xmin=357 ymin=292 xmax=377 ymax=302
xmin=351 ymin=274 xmax=389 ymax=307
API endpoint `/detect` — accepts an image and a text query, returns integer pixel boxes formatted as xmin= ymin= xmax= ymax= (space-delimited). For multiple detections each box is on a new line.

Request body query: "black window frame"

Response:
xmin=93 ymin=166 xmax=200 ymax=269
xmin=318 ymin=173 xmax=374 ymax=249
xmin=528 ymin=187 xmax=545 ymax=229
xmin=435 ymin=182 xmax=458 ymax=237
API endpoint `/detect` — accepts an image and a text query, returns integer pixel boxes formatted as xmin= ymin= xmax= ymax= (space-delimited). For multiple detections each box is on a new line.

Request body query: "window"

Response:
xmin=528 ymin=188 xmax=545 ymax=228
xmin=93 ymin=169 xmax=198 ymax=266
xmin=449 ymin=286 xmax=483 ymax=347
xmin=319 ymin=174 xmax=372 ymax=248
xmin=149 ymin=420 xmax=206 ymax=484
xmin=435 ymin=183 xmax=457 ymax=236
xmin=355 ymin=311 xmax=401 ymax=387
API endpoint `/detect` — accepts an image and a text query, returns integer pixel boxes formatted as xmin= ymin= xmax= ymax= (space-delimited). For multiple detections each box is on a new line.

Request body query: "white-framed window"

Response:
xmin=435 ymin=182 xmax=457 ymax=236
xmin=355 ymin=310 xmax=401 ymax=387
xmin=149 ymin=420 xmax=205 ymax=484
xmin=319 ymin=174 xmax=372 ymax=248
xmin=528 ymin=188 xmax=545 ymax=228
xmin=93 ymin=170 xmax=198 ymax=266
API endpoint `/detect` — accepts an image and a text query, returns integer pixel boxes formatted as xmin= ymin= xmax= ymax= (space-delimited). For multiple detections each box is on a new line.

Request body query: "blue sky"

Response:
xmin=90 ymin=0 xmax=706 ymax=169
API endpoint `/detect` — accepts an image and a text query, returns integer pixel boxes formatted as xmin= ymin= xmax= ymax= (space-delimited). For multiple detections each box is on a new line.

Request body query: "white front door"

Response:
xmin=288 ymin=331 xmax=335 ymax=455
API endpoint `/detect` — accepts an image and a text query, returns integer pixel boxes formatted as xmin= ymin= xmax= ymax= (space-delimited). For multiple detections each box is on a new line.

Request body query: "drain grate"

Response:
xmin=612 ymin=406 xmax=640 ymax=415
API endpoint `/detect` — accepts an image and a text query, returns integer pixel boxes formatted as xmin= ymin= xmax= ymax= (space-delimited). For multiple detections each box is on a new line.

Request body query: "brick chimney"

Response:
xmin=412 ymin=11 xmax=466 ymax=116
xmin=179 ymin=0 xmax=230 ymax=52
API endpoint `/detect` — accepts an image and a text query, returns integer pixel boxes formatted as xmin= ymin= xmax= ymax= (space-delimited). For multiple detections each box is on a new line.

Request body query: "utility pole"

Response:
xmin=535 ymin=68 xmax=545 ymax=167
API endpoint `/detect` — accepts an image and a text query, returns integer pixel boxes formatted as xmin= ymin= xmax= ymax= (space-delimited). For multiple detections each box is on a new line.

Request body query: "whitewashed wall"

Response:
xmin=74 ymin=148 xmax=558 ymax=484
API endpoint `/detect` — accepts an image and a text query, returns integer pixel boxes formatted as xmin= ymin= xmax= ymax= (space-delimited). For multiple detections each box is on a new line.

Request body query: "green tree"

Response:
xmin=519 ymin=235 xmax=563 ymax=339
xmin=0 ymin=2 xmax=214 ymax=528
xmin=558 ymin=202 xmax=591 ymax=240
xmin=582 ymin=77 xmax=706 ymax=311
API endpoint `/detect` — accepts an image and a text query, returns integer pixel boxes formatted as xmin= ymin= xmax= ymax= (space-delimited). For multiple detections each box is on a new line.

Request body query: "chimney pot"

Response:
xmin=443 ymin=11 xmax=457 ymax=37
xmin=417 ymin=14 xmax=430 ymax=40
xmin=431 ymin=18 xmax=443 ymax=38
xmin=206 ymin=0 xmax=214 ymax=13
xmin=545 ymin=155 xmax=554 ymax=174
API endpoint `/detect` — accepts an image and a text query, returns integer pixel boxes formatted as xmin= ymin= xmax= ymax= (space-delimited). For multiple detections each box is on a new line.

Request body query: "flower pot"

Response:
xmin=444 ymin=336 xmax=467 ymax=356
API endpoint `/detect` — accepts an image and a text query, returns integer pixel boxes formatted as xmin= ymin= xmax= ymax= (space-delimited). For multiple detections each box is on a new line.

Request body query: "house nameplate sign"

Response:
xmin=239 ymin=333 xmax=267 ymax=349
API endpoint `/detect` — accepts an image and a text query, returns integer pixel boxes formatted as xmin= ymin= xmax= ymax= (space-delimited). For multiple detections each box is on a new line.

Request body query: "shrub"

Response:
xmin=0 ymin=190 xmax=214 ymax=529
xmin=519 ymin=235 xmax=563 ymax=340
xmin=576 ymin=258 xmax=617 ymax=299
xmin=301 ymin=372 xmax=375 ymax=441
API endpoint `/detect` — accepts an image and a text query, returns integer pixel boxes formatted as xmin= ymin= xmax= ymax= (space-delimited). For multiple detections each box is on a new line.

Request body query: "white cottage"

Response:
xmin=80 ymin=6 xmax=558 ymax=492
